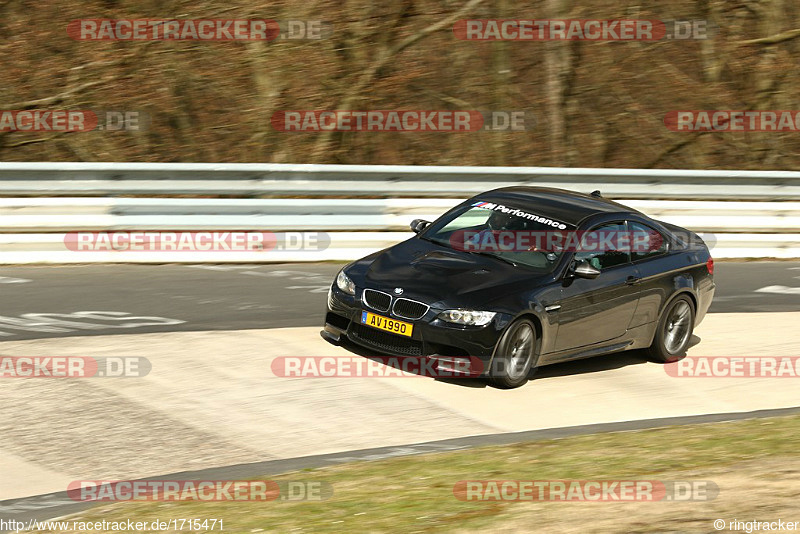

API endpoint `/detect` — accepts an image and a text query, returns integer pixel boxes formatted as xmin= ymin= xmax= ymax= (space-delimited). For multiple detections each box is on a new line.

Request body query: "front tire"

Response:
xmin=646 ymin=295 xmax=695 ymax=363
xmin=489 ymin=319 xmax=538 ymax=389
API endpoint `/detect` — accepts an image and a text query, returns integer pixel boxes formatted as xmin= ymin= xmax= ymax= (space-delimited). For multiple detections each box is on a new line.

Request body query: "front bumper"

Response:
xmin=323 ymin=284 xmax=505 ymax=367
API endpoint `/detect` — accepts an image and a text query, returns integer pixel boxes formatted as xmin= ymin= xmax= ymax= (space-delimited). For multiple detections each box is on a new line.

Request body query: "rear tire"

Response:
xmin=646 ymin=295 xmax=695 ymax=363
xmin=489 ymin=319 xmax=538 ymax=389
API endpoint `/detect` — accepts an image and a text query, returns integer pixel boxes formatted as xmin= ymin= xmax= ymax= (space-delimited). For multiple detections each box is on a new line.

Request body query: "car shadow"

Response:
xmin=532 ymin=334 xmax=702 ymax=379
xmin=327 ymin=336 xmax=489 ymax=387
xmin=325 ymin=332 xmax=702 ymax=389
xmin=530 ymin=351 xmax=647 ymax=380
xmin=656 ymin=333 xmax=702 ymax=364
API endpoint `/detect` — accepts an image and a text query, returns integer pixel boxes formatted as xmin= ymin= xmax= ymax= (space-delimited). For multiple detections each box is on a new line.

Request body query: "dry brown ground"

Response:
xmin=483 ymin=457 xmax=800 ymax=533
xmin=1 ymin=0 xmax=799 ymax=168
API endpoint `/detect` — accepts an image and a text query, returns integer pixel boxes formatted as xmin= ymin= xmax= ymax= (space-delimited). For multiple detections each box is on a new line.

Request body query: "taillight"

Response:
xmin=706 ymin=257 xmax=714 ymax=275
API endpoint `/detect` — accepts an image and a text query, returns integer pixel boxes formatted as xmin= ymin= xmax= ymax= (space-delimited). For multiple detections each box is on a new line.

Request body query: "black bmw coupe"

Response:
xmin=322 ymin=187 xmax=715 ymax=388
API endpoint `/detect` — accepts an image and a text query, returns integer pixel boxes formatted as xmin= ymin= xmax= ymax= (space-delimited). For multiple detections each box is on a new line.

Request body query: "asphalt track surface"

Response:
xmin=0 ymin=261 xmax=798 ymax=341
xmin=0 ymin=260 xmax=798 ymax=528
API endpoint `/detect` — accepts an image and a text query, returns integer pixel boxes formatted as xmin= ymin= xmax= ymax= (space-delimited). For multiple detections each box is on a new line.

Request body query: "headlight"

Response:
xmin=336 ymin=270 xmax=356 ymax=295
xmin=438 ymin=309 xmax=496 ymax=326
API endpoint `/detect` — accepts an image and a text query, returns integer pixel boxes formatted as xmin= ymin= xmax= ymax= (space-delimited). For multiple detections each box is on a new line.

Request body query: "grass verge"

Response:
xmin=32 ymin=414 xmax=800 ymax=533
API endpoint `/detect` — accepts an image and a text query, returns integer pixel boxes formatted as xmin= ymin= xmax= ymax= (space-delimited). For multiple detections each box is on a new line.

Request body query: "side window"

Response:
xmin=629 ymin=221 xmax=667 ymax=261
xmin=574 ymin=222 xmax=630 ymax=270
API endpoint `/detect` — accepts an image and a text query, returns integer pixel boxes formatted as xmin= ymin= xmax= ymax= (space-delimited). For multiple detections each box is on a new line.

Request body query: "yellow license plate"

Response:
xmin=360 ymin=311 xmax=413 ymax=337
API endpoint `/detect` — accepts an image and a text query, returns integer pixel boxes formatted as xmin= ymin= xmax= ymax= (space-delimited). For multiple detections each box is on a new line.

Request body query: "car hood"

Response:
xmin=349 ymin=237 xmax=553 ymax=309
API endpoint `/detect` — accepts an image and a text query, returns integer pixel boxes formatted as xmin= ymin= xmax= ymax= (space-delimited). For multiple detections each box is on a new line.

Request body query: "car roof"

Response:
xmin=477 ymin=186 xmax=642 ymax=227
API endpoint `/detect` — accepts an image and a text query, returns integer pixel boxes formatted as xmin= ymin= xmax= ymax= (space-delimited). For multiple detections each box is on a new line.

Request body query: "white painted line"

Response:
xmin=186 ymin=265 xmax=236 ymax=271
xmin=0 ymin=276 xmax=31 ymax=284
xmin=0 ymin=311 xmax=185 ymax=337
xmin=285 ymin=286 xmax=330 ymax=293
xmin=754 ymin=285 xmax=800 ymax=295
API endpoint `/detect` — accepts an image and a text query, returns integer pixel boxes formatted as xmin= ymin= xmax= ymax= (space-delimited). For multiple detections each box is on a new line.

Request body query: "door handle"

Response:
xmin=625 ymin=276 xmax=641 ymax=286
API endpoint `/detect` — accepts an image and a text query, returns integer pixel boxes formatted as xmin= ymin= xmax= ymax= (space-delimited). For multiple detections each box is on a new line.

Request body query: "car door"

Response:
xmin=626 ymin=219 xmax=672 ymax=328
xmin=552 ymin=221 xmax=641 ymax=352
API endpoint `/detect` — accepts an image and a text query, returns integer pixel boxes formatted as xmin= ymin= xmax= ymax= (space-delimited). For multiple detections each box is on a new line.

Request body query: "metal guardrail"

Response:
xmin=0 ymin=198 xmax=798 ymax=233
xmin=0 ymin=163 xmax=797 ymax=262
xmin=1 ymin=232 xmax=798 ymax=262
xmin=0 ymin=198 xmax=797 ymax=260
xmin=0 ymin=162 xmax=799 ymax=199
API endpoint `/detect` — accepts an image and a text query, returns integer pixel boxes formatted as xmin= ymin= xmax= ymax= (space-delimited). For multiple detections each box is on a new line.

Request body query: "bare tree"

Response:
xmin=311 ymin=0 xmax=486 ymax=162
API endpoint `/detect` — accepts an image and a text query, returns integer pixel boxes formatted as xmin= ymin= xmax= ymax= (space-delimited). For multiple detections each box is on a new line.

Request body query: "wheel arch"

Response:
xmin=646 ymin=289 xmax=697 ymax=362
xmin=642 ymin=289 xmax=697 ymax=349
xmin=487 ymin=311 xmax=544 ymax=369
xmin=663 ymin=288 xmax=698 ymax=316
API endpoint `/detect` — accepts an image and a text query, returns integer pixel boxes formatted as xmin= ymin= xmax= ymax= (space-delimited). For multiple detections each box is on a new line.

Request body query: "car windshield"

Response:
xmin=420 ymin=200 xmax=573 ymax=272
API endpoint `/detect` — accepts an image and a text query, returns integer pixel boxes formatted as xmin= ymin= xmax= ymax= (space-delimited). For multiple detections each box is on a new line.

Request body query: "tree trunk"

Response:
xmin=544 ymin=0 xmax=570 ymax=165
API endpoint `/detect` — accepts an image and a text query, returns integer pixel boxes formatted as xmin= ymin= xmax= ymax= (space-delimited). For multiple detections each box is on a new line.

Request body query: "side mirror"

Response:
xmin=410 ymin=219 xmax=431 ymax=234
xmin=573 ymin=260 xmax=601 ymax=279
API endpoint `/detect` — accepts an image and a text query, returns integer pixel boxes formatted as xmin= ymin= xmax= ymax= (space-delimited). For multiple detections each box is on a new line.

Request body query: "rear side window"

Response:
xmin=629 ymin=221 xmax=667 ymax=261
